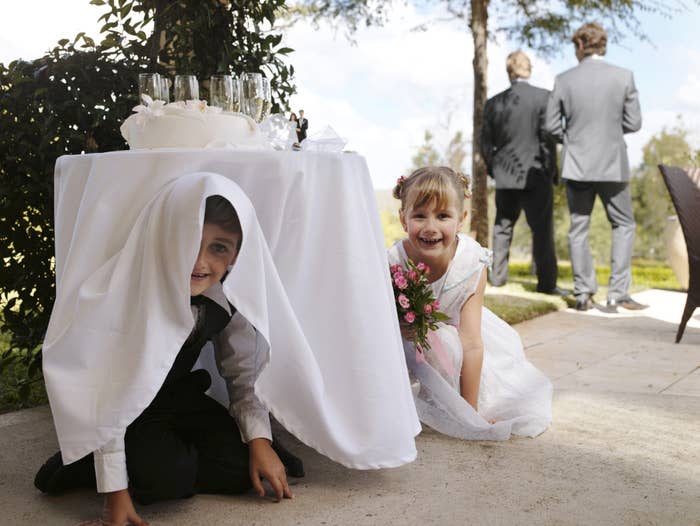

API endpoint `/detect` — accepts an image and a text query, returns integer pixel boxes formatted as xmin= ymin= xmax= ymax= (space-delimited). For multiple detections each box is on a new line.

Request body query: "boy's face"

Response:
xmin=191 ymin=222 xmax=241 ymax=296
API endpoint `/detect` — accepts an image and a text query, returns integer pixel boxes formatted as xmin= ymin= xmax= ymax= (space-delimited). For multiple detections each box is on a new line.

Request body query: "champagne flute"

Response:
xmin=241 ymin=72 xmax=263 ymax=122
xmin=231 ymin=75 xmax=242 ymax=113
xmin=138 ymin=73 xmax=163 ymax=104
xmin=159 ymin=76 xmax=171 ymax=103
xmin=209 ymin=74 xmax=235 ymax=111
xmin=261 ymin=77 xmax=272 ymax=121
xmin=174 ymin=74 xmax=199 ymax=102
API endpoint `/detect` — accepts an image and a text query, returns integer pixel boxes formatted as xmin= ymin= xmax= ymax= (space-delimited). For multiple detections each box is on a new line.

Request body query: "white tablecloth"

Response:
xmin=52 ymin=149 xmax=420 ymax=469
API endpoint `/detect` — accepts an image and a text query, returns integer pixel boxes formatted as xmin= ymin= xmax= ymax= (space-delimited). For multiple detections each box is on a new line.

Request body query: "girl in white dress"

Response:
xmin=387 ymin=166 xmax=552 ymax=440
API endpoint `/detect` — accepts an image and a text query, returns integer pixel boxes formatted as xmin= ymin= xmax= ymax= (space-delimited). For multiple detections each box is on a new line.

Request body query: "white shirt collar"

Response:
xmin=199 ymin=282 xmax=232 ymax=315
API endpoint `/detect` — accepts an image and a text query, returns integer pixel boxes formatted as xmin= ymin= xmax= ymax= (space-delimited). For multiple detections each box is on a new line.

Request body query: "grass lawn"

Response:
xmin=0 ymin=260 xmax=683 ymax=414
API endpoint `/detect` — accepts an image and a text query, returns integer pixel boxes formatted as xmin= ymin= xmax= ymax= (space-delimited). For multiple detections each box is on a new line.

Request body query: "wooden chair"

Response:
xmin=658 ymin=165 xmax=700 ymax=342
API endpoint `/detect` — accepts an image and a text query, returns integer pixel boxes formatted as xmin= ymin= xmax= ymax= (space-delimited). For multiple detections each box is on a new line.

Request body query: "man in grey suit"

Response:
xmin=482 ymin=50 xmax=565 ymax=295
xmin=545 ymin=22 xmax=646 ymax=311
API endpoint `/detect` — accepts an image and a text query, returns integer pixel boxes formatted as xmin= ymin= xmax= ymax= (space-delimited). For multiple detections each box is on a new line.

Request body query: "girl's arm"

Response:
xmin=457 ymin=268 xmax=487 ymax=410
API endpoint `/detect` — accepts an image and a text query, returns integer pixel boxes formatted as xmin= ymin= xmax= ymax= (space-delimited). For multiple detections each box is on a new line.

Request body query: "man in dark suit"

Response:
xmin=545 ymin=22 xmax=645 ymax=312
xmin=298 ymin=109 xmax=309 ymax=142
xmin=481 ymin=50 xmax=564 ymax=295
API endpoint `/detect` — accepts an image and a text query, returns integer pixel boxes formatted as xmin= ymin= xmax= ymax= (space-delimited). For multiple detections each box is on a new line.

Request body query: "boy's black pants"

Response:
xmin=38 ymin=370 xmax=251 ymax=504
xmin=125 ymin=369 xmax=251 ymax=504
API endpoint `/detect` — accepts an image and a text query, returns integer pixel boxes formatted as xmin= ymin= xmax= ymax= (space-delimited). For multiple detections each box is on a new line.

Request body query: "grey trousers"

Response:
xmin=565 ymin=180 xmax=636 ymax=300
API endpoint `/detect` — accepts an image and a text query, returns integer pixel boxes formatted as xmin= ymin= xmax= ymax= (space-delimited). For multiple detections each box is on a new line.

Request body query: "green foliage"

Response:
xmin=508 ymin=259 xmax=681 ymax=291
xmin=0 ymin=0 xmax=296 ymax=405
xmin=91 ymin=0 xmax=296 ymax=111
xmin=409 ymin=129 xmax=468 ymax=174
xmin=410 ymin=131 xmax=441 ymax=172
xmin=630 ymin=122 xmax=696 ymax=260
xmin=0 ymin=40 xmax=137 ymax=398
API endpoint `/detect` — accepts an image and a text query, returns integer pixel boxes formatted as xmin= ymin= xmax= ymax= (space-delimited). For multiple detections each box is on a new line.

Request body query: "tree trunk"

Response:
xmin=147 ymin=0 xmax=168 ymax=70
xmin=469 ymin=0 xmax=489 ymax=246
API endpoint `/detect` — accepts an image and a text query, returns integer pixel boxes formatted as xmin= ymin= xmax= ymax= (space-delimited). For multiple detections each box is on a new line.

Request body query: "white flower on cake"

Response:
xmin=132 ymin=94 xmax=167 ymax=117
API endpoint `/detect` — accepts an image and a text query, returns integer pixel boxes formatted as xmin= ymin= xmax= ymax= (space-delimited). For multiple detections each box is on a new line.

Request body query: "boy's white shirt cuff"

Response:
xmin=236 ymin=408 xmax=272 ymax=443
xmin=93 ymin=436 xmax=128 ymax=493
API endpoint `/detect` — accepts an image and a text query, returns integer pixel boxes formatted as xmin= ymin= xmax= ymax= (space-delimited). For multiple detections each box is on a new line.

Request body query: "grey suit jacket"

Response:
xmin=481 ymin=81 xmax=557 ymax=190
xmin=545 ymin=57 xmax=642 ymax=182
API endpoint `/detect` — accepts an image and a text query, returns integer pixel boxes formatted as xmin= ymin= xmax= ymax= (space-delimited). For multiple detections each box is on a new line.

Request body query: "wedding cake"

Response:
xmin=120 ymin=98 xmax=266 ymax=149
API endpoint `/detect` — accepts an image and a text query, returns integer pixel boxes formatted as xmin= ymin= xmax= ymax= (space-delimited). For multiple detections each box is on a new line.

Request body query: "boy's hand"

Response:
xmin=100 ymin=488 xmax=148 ymax=526
xmin=249 ymin=438 xmax=292 ymax=502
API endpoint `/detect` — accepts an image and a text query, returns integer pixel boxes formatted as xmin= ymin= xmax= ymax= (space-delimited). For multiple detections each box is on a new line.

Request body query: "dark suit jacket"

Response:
xmin=481 ymin=81 xmax=557 ymax=190
xmin=298 ymin=117 xmax=308 ymax=141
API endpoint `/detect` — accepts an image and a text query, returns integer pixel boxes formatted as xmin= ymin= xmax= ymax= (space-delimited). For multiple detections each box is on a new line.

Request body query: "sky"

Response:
xmin=2 ymin=1 xmax=699 ymax=189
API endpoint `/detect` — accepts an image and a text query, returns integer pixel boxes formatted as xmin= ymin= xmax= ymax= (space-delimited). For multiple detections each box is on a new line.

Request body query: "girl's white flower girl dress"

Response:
xmin=388 ymin=233 xmax=553 ymax=440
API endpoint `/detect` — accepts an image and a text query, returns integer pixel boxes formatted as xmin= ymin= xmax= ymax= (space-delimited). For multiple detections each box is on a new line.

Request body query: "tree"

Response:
xmin=0 ymin=0 xmax=296 ymax=403
xmin=630 ymin=121 xmax=698 ymax=260
xmin=410 ymin=129 xmax=468 ymax=174
xmin=289 ymin=0 xmax=698 ymax=246
xmin=410 ymin=131 xmax=442 ymax=171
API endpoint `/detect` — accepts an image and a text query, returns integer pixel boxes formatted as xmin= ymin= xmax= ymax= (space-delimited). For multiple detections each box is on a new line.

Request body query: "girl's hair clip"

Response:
xmin=396 ymin=175 xmax=406 ymax=185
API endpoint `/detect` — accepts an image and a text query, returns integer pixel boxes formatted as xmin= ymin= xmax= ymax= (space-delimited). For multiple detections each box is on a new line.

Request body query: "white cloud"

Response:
xmin=283 ymin=4 xmax=492 ymax=188
xmin=676 ymin=50 xmax=700 ymax=109
xmin=0 ymin=1 xmax=102 ymax=64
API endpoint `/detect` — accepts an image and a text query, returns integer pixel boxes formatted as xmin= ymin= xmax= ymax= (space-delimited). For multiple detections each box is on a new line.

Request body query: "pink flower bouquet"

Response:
xmin=390 ymin=259 xmax=449 ymax=351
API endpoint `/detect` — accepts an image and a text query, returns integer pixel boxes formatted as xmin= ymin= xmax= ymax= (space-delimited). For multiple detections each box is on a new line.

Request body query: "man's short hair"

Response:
xmin=572 ymin=22 xmax=607 ymax=57
xmin=506 ymin=50 xmax=531 ymax=81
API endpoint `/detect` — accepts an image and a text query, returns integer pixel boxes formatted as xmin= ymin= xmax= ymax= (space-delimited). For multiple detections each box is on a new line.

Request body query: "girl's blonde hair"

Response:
xmin=393 ymin=166 xmax=471 ymax=212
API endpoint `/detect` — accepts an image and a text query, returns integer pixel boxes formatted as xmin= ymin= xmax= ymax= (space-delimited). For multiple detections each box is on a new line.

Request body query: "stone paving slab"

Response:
xmin=1 ymin=289 xmax=698 ymax=525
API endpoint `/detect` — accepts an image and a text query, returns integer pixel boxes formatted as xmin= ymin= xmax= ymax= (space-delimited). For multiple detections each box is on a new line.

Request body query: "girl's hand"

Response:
xmin=249 ymin=438 xmax=293 ymax=502
xmin=78 ymin=489 xmax=148 ymax=526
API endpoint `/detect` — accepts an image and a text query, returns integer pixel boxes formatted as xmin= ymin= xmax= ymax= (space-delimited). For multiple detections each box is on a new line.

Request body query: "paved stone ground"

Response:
xmin=1 ymin=289 xmax=698 ymax=525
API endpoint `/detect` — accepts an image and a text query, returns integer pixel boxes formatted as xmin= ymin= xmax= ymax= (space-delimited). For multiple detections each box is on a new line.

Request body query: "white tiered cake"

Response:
xmin=120 ymin=99 xmax=266 ymax=149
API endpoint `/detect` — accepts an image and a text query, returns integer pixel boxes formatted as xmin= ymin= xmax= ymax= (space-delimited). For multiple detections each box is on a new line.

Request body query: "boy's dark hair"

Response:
xmin=204 ymin=195 xmax=242 ymax=249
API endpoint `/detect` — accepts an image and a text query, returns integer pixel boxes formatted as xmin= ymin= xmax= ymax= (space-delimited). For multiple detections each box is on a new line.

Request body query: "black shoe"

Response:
xmin=575 ymin=294 xmax=592 ymax=311
xmin=538 ymin=286 xmax=571 ymax=297
xmin=34 ymin=451 xmax=96 ymax=494
xmin=34 ymin=451 xmax=63 ymax=493
xmin=607 ymin=296 xmax=649 ymax=311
